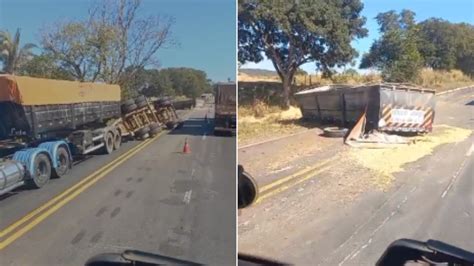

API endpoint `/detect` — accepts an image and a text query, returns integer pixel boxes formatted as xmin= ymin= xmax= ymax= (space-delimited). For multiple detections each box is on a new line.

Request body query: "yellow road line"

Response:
xmin=0 ymin=132 xmax=163 ymax=242
xmin=0 ymin=138 xmax=150 ymax=238
xmin=256 ymin=165 xmax=332 ymax=204
xmin=259 ymin=157 xmax=337 ymax=193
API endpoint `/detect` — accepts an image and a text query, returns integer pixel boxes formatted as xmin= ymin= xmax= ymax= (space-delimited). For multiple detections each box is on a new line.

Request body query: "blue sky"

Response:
xmin=243 ymin=0 xmax=474 ymax=74
xmin=0 ymin=0 xmax=236 ymax=82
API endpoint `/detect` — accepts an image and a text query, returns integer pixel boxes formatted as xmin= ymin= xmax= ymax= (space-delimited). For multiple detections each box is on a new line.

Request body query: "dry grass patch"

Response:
xmin=238 ymin=104 xmax=312 ymax=145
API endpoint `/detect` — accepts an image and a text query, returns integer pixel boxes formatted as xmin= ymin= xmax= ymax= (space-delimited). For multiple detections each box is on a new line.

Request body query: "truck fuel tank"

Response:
xmin=0 ymin=160 xmax=25 ymax=192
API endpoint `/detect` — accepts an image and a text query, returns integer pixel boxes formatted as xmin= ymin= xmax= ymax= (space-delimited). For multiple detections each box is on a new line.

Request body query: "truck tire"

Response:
xmin=121 ymin=99 xmax=136 ymax=113
xmin=30 ymin=154 xmax=52 ymax=188
xmin=136 ymin=126 xmax=150 ymax=139
xmin=102 ymin=131 xmax=114 ymax=154
xmin=124 ymin=103 xmax=138 ymax=113
xmin=149 ymin=123 xmax=161 ymax=136
xmin=166 ymin=121 xmax=176 ymax=130
xmin=323 ymin=127 xmax=348 ymax=138
xmin=160 ymin=100 xmax=172 ymax=107
xmin=135 ymin=95 xmax=148 ymax=109
xmin=113 ymin=129 xmax=122 ymax=150
xmin=53 ymin=146 xmax=70 ymax=178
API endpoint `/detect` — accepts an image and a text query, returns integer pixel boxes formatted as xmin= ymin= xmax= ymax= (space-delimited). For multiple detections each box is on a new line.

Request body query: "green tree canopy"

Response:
xmin=17 ymin=53 xmax=74 ymax=80
xmin=418 ymin=19 xmax=474 ymax=76
xmin=238 ymin=0 xmax=367 ymax=107
xmin=360 ymin=10 xmax=423 ymax=82
xmin=362 ymin=11 xmax=474 ymax=80
xmin=122 ymin=67 xmax=212 ymax=99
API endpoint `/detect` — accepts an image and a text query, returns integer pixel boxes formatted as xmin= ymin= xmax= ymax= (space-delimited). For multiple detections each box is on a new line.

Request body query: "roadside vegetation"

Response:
xmin=0 ymin=0 xmax=211 ymax=100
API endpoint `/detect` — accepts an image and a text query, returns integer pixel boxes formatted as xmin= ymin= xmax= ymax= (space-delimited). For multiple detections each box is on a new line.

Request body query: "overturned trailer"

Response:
xmin=295 ymin=83 xmax=436 ymax=133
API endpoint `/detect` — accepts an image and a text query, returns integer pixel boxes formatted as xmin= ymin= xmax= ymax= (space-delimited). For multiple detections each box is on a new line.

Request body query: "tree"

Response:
xmin=418 ymin=19 xmax=474 ymax=76
xmin=0 ymin=28 xmax=36 ymax=74
xmin=238 ymin=0 xmax=367 ymax=108
xmin=120 ymin=67 xmax=212 ymax=99
xmin=142 ymin=69 xmax=174 ymax=97
xmin=41 ymin=0 xmax=175 ymax=84
xmin=360 ymin=10 xmax=423 ymax=82
xmin=18 ymin=54 xmax=74 ymax=80
xmin=164 ymin=68 xmax=212 ymax=98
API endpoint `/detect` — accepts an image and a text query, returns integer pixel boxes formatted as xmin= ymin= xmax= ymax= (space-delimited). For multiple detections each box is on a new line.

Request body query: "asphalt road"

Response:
xmin=239 ymin=88 xmax=473 ymax=265
xmin=0 ymin=106 xmax=236 ymax=265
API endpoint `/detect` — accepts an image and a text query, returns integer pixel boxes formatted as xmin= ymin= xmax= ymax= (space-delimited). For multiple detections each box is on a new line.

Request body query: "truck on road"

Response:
xmin=0 ymin=75 xmax=177 ymax=196
xmin=214 ymin=82 xmax=236 ymax=135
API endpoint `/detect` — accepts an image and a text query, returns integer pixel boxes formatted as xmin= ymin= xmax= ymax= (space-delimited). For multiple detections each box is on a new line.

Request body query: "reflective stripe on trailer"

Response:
xmin=380 ymin=105 xmax=434 ymax=131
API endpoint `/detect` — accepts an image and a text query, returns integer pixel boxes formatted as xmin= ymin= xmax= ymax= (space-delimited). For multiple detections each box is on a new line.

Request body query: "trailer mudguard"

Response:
xmin=12 ymin=148 xmax=53 ymax=177
xmin=38 ymin=141 xmax=73 ymax=169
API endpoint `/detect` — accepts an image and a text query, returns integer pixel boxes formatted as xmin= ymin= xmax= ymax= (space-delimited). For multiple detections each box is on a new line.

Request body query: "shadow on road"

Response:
xmin=168 ymin=118 xmax=214 ymax=136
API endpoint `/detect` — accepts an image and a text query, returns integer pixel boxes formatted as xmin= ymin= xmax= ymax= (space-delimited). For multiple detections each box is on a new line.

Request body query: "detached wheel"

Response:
xmin=323 ymin=127 xmax=348 ymax=138
xmin=53 ymin=146 xmax=70 ymax=178
xmin=102 ymin=131 xmax=114 ymax=154
xmin=30 ymin=154 xmax=52 ymax=188
xmin=136 ymin=126 xmax=150 ymax=139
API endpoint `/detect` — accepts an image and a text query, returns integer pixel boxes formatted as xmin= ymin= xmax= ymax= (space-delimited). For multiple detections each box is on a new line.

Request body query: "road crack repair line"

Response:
xmin=337 ymin=187 xmax=417 ymax=266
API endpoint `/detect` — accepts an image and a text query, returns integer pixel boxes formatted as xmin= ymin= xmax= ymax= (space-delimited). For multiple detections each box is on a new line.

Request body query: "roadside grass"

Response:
xmin=418 ymin=69 xmax=473 ymax=92
xmin=238 ymin=68 xmax=473 ymax=91
xmin=238 ymin=104 xmax=318 ymax=145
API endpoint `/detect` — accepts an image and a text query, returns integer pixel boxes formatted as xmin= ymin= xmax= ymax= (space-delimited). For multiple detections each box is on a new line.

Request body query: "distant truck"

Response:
xmin=0 ymin=75 xmax=178 ymax=196
xmin=214 ymin=82 xmax=236 ymax=135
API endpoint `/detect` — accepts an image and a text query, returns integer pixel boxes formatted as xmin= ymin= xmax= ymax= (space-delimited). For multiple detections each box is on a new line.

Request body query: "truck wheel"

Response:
xmin=102 ymin=132 xmax=114 ymax=154
xmin=53 ymin=146 xmax=70 ymax=178
xmin=136 ymin=126 xmax=150 ymax=139
xmin=323 ymin=127 xmax=348 ymax=138
xmin=113 ymin=130 xmax=122 ymax=150
xmin=124 ymin=103 xmax=138 ymax=113
xmin=30 ymin=154 xmax=52 ymax=188
xmin=166 ymin=121 xmax=175 ymax=129
xmin=135 ymin=95 xmax=148 ymax=109
xmin=149 ymin=123 xmax=161 ymax=136
xmin=162 ymin=100 xmax=172 ymax=107
xmin=121 ymin=99 xmax=136 ymax=113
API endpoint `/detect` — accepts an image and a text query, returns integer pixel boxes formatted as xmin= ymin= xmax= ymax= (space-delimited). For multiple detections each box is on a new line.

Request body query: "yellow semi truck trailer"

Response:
xmin=0 ymin=75 xmax=176 ymax=195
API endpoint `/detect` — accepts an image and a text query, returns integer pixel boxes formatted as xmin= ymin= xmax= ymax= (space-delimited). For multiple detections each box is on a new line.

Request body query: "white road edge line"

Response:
xmin=466 ymin=143 xmax=474 ymax=157
xmin=338 ymin=189 xmax=416 ymax=266
xmin=441 ymin=158 xmax=468 ymax=198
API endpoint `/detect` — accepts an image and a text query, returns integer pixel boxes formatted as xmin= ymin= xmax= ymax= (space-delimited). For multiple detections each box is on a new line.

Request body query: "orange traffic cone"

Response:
xmin=183 ymin=138 xmax=191 ymax=154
